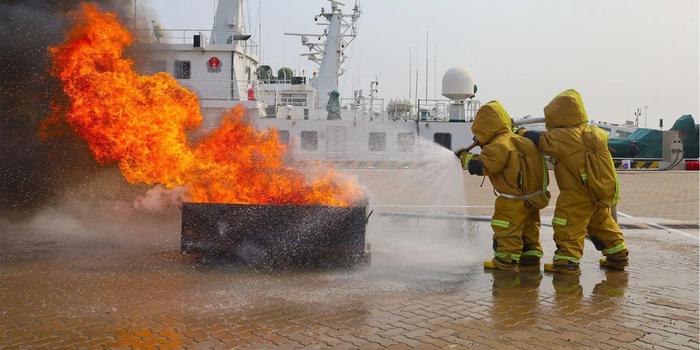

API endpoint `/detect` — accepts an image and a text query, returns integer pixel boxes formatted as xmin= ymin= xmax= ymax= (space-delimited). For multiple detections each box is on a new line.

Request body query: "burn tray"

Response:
xmin=181 ymin=202 xmax=370 ymax=268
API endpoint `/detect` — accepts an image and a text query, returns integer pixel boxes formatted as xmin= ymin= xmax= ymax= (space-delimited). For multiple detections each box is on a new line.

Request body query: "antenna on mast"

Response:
xmin=409 ymin=47 xmax=412 ymax=101
xmin=257 ymin=0 xmax=262 ymax=61
xmin=433 ymin=23 xmax=437 ymax=100
xmin=245 ymin=0 xmax=251 ymax=37
xmin=415 ymin=48 xmax=419 ymax=115
xmin=425 ymin=31 xmax=429 ymax=102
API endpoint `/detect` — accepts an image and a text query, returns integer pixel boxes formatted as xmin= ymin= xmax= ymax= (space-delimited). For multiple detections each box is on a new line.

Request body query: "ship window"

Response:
xmin=174 ymin=60 xmax=191 ymax=79
xmin=397 ymin=132 xmax=415 ymax=152
xmin=369 ymin=132 xmax=386 ymax=152
xmin=278 ymin=130 xmax=290 ymax=144
xmin=434 ymin=133 xmax=452 ymax=150
xmin=280 ymin=93 xmax=307 ymax=107
xmin=301 ymin=131 xmax=318 ymax=151
xmin=326 ymin=126 xmax=347 ymax=152
xmin=149 ymin=60 xmax=166 ymax=74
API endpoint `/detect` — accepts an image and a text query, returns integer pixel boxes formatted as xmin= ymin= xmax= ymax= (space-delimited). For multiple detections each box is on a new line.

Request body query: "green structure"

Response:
xmin=326 ymin=90 xmax=341 ymax=120
xmin=608 ymin=115 xmax=699 ymax=159
xmin=670 ymin=115 xmax=699 ymax=158
xmin=277 ymin=67 xmax=294 ymax=82
xmin=608 ymin=128 xmax=662 ymax=158
xmin=256 ymin=65 xmax=274 ymax=82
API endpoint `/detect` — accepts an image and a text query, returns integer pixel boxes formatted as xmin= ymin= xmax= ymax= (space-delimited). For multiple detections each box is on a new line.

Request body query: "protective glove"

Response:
xmin=515 ymin=127 xmax=529 ymax=136
xmin=459 ymin=152 xmax=479 ymax=170
xmin=467 ymin=158 xmax=484 ymax=176
xmin=523 ymin=130 xmax=542 ymax=147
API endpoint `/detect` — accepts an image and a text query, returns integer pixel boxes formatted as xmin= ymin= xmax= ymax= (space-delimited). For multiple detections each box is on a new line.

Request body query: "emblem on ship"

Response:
xmin=206 ymin=57 xmax=222 ymax=73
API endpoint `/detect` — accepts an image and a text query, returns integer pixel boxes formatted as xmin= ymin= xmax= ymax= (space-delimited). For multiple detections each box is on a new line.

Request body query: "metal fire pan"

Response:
xmin=181 ymin=202 xmax=370 ymax=268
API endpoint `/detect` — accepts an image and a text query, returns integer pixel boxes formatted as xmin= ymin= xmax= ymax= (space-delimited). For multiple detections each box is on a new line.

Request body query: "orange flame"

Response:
xmin=47 ymin=3 xmax=362 ymax=206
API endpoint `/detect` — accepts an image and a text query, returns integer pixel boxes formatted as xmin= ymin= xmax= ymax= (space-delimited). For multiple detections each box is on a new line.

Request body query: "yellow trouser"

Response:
xmin=551 ymin=190 xmax=628 ymax=264
xmin=491 ymin=197 xmax=543 ymax=263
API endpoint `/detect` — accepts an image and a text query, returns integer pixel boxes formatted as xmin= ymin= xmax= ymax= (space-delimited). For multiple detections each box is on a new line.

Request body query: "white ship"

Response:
xmin=142 ymin=0 xmax=483 ymax=166
xmin=142 ymin=0 xmax=637 ymax=166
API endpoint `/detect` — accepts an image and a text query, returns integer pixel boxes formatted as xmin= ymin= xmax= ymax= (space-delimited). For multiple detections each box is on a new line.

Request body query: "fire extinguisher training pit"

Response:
xmin=181 ymin=202 xmax=371 ymax=268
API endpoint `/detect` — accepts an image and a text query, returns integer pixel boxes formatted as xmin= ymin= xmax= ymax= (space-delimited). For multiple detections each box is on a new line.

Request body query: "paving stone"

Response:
xmin=0 ymin=172 xmax=697 ymax=349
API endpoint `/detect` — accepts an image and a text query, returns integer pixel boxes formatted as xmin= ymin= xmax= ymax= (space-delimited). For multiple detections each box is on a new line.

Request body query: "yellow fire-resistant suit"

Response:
xmin=465 ymin=101 xmax=550 ymax=265
xmin=537 ymin=90 xmax=628 ymax=266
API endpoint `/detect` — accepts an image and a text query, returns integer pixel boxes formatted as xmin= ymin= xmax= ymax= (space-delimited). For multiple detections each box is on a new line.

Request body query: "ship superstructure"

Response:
xmin=141 ymin=0 xmax=260 ymax=130
xmin=140 ymin=0 xmax=483 ymax=164
xmin=140 ymin=0 xmax=640 ymax=165
xmin=284 ymin=0 xmax=361 ymax=108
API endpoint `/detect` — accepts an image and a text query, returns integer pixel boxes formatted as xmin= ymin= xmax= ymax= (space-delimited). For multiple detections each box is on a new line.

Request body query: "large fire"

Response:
xmin=45 ymin=4 xmax=362 ymax=206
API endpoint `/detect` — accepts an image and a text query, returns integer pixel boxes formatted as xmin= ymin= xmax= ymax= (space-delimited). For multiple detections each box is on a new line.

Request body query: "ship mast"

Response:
xmin=285 ymin=0 xmax=361 ymax=107
xmin=211 ymin=0 xmax=247 ymax=44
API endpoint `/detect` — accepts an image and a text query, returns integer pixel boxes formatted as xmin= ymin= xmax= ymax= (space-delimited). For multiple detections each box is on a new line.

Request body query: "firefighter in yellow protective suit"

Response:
xmin=458 ymin=101 xmax=550 ymax=271
xmin=521 ymin=90 xmax=629 ymax=274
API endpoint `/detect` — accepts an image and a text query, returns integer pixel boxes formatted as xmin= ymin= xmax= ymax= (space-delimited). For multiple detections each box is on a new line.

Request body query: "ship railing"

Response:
xmin=135 ymin=28 xmax=259 ymax=56
xmin=256 ymin=94 xmax=316 ymax=109
xmin=340 ymin=98 xmax=385 ymax=120
xmin=177 ymin=79 xmax=258 ymax=101
xmin=414 ymin=98 xmax=480 ymax=122
xmin=258 ymin=79 xmax=293 ymax=85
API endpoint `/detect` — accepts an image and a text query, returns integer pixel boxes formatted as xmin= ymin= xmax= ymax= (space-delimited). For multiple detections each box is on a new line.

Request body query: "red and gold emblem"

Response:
xmin=206 ymin=57 xmax=222 ymax=73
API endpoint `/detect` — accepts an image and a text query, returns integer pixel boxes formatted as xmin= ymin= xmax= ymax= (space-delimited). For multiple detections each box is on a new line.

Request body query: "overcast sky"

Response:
xmin=148 ymin=0 xmax=699 ymax=126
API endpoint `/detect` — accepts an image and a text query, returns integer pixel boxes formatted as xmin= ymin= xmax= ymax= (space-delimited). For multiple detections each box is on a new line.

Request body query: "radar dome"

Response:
xmin=442 ymin=66 xmax=475 ymax=100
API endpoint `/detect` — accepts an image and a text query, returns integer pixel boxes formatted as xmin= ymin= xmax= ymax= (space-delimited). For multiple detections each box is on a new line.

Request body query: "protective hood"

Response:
xmin=472 ymin=101 xmax=512 ymax=145
xmin=543 ymin=89 xmax=588 ymax=129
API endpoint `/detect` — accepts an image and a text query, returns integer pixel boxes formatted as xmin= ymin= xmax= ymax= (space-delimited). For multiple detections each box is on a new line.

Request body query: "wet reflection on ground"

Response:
xmin=0 ymin=205 xmax=696 ymax=349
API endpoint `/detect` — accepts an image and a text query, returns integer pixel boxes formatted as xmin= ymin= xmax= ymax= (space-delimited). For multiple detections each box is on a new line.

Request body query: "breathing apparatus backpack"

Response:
xmin=582 ymin=125 xmax=620 ymax=207
xmin=512 ymin=136 xmax=551 ymax=210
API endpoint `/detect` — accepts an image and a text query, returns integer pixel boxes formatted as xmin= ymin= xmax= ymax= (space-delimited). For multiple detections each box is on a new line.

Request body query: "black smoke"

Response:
xmin=0 ymin=0 xmax=131 ymax=210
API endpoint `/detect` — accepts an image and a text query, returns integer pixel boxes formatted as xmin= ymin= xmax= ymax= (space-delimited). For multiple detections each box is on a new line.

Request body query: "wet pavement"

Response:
xmin=1 ymin=194 xmax=698 ymax=350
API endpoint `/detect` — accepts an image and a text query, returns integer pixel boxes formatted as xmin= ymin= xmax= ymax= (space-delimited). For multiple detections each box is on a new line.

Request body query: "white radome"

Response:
xmin=442 ymin=66 xmax=475 ymax=101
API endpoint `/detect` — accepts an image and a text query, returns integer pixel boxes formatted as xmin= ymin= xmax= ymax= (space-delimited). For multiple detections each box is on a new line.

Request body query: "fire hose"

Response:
xmin=454 ymin=117 xmax=544 ymax=156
